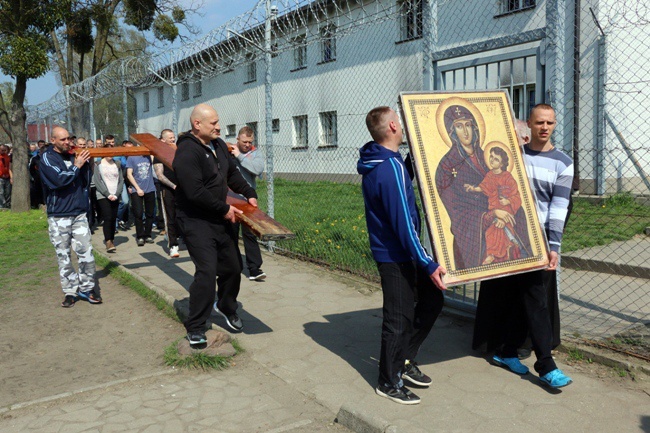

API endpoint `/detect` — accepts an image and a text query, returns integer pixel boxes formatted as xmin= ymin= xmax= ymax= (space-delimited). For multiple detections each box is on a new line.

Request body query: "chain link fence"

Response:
xmin=28 ymin=0 xmax=649 ymax=355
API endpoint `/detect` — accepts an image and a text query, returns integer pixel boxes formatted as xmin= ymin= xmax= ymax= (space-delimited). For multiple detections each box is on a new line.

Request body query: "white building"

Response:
xmin=134 ymin=0 xmax=649 ymax=194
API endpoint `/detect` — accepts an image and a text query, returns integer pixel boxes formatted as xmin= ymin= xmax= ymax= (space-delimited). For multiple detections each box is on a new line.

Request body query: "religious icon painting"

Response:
xmin=399 ymin=90 xmax=549 ymax=285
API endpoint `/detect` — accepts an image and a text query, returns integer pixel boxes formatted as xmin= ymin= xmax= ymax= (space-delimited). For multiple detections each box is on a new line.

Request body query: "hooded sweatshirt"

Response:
xmin=357 ymin=141 xmax=439 ymax=275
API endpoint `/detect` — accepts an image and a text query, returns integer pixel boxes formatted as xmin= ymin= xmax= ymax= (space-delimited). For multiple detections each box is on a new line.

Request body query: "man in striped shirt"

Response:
xmin=479 ymin=104 xmax=574 ymax=389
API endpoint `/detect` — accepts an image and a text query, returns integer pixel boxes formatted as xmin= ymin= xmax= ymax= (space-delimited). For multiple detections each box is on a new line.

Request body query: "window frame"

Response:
xmin=318 ymin=111 xmax=338 ymax=148
xmin=143 ymin=91 xmax=150 ymax=112
xmin=181 ymin=82 xmax=190 ymax=101
xmin=292 ymin=35 xmax=307 ymax=71
xmin=292 ymin=115 xmax=309 ymax=149
xmin=319 ymin=25 xmax=336 ymax=64
xmin=397 ymin=0 xmax=423 ymax=43
xmin=157 ymin=87 xmax=165 ymax=108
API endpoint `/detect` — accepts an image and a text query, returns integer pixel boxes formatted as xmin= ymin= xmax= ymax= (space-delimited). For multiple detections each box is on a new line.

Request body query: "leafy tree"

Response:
xmin=0 ymin=0 xmax=69 ymax=212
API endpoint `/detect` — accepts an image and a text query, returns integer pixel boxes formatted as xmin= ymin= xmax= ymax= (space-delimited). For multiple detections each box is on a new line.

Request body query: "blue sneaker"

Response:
xmin=492 ymin=355 xmax=529 ymax=375
xmin=540 ymin=369 xmax=573 ymax=388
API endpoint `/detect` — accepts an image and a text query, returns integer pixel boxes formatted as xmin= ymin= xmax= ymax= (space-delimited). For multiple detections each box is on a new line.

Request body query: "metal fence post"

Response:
xmin=422 ymin=0 xmax=438 ymax=92
xmin=595 ymin=33 xmax=607 ymax=195
xmin=171 ymin=67 xmax=178 ymax=134
xmin=546 ymin=0 xmax=570 ymax=153
xmin=89 ymin=98 xmax=96 ymax=143
xmin=123 ymin=86 xmax=129 ymax=142
xmin=265 ymin=0 xmax=276 ymax=251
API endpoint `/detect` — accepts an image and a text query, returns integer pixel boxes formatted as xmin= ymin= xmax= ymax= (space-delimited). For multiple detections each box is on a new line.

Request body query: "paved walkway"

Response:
xmin=2 ymin=227 xmax=649 ymax=432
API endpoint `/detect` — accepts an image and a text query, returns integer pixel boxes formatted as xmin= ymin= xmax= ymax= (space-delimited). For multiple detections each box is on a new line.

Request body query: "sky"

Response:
xmin=0 ymin=0 xmax=261 ymax=106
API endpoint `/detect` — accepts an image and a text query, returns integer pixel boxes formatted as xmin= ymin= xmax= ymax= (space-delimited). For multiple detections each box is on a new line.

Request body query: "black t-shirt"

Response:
xmin=153 ymin=157 xmax=178 ymax=189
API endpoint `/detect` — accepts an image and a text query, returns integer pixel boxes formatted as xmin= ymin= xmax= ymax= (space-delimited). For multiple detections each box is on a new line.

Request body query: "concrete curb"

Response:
xmin=562 ymin=256 xmax=650 ymax=279
xmin=559 ymin=341 xmax=650 ymax=379
xmin=337 ymin=403 xmax=396 ymax=433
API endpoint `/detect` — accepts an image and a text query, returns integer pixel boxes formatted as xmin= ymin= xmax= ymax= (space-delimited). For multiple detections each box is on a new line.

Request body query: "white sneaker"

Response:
xmin=169 ymin=245 xmax=180 ymax=258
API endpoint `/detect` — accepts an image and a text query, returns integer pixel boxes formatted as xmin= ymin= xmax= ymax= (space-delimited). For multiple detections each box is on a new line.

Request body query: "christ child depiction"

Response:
xmin=464 ymin=145 xmax=522 ymax=265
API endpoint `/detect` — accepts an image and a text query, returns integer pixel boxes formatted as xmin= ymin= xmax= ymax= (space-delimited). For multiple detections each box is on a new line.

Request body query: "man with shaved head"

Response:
xmin=40 ymin=126 xmax=101 ymax=307
xmin=173 ymin=104 xmax=258 ymax=345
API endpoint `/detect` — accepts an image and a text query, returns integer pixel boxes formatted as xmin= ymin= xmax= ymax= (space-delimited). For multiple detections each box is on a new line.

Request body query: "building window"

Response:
xmin=509 ymin=86 xmax=536 ymax=120
xmin=272 ymin=118 xmax=280 ymax=133
xmin=181 ymin=82 xmax=190 ymax=101
xmin=293 ymin=35 xmax=307 ymax=71
xmin=245 ymin=55 xmax=257 ymax=83
xmin=292 ymin=115 xmax=308 ymax=148
xmin=143 ymin=92 xmax=150 ymax=112
xmin=194 ymin=80 xmax=202 ymax=97
xmin=318 ymin=111 xmax=337 ymax=147
xmin=226 ymin=124 xmax=236 ymax=138
xmin=247 ymin=122 xmax=258 ymax=145
xmin=157 ymin=87 xmax=164 ymax=108
xmin=499 ymin=0 xmax=536 ymax=14
xmin=398 ymin=0 xmax=423 ymax=41
xmin=320 ymin=26 xmax=336 ymax=63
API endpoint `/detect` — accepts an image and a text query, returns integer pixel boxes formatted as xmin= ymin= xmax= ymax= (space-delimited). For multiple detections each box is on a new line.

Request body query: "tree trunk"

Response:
xmin=9 ymin=76 xmax=29 ymax=212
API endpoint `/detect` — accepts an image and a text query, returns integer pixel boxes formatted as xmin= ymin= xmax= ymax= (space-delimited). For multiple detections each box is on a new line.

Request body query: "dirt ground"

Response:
xmin=0 ymin=265 xmax=184 ymax=408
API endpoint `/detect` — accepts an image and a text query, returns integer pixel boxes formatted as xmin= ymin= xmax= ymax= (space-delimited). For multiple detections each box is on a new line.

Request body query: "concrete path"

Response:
xmin=2 ymin=227 xmax=648 ymax=432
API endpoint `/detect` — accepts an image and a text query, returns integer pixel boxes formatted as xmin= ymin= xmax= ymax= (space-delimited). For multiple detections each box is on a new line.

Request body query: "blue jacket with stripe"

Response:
xmin=40 ymin=147 xmax=91 ymax=217
xmin=357 ymin=141 xmax=439 ymax=275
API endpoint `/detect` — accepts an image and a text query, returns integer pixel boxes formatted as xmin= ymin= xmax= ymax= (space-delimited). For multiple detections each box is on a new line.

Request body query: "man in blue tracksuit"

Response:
xmin=40 ymin=126 xmax=101 ymax=308
xmin=357 ymin=106 xmax=447 ymax=405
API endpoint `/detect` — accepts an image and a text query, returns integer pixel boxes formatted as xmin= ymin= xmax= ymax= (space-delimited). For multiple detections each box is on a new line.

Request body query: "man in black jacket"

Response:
xmin=173 ymin=104 xmax=258 ymax=344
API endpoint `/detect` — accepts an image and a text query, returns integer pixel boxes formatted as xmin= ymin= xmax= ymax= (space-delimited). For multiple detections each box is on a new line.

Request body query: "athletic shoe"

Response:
xmin=77 ymin=290 xmax=102 ymax=304
xmin=169 ymin=245 xmax=180 ymax=258
xmin=137 ymin=238 xmax=145 ymax=247
xmin=145 ymin=237 xmax=154 ymax=244
xmin=213 ymin=302 xmax=243 ymax=332
xmin=249 ymin=269 xmax=266 ymax=281
xmin=106 ymin=240 xmax=116 ymax=253
xmin=61 ymin=295 xmax=76 ymax=308
xmin=187 ymin=331 xmax=207 ymax=346
xmin=540 ymin=369 xmax=573 ymax=388
xmin=492 ymin=355 xmax=529 ymax=375
xmin=118 ymin=221 xmax=127 ymax=231
xmin=375 ymin=384 xmax=421 ymax=405
xmin=402 ymin=361 xmax=432 ymax=387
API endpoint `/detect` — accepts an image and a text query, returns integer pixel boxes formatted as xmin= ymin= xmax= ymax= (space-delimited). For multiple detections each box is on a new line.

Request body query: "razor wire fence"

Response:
xmin=28 ymin=0 xmax=649 ymax=352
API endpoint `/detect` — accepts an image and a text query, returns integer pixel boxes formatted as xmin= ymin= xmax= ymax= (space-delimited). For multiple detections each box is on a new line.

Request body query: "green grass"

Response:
xmin=163 ymin=338 xmax=242 ymax=370
xmin=563 ymin=193 xmax=650 ymax=252
xmin=0 ymin=210 xmax=58 ymax=297
xmin=256 ymin=180 xmax=650 ymax=277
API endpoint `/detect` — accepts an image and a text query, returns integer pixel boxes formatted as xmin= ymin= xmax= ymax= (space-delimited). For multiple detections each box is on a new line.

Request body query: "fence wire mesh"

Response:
xmin=28 ymin=0 xmax=649 ymax=354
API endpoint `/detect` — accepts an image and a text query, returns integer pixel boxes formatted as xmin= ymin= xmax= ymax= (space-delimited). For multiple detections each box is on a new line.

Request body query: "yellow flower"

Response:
xmin=328 ymin=239 xmax=332 ymax=243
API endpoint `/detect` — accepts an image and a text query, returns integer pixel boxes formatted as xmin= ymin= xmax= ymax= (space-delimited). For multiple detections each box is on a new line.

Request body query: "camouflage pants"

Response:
xmin=47 ymin=213 xmax=96 ymax=296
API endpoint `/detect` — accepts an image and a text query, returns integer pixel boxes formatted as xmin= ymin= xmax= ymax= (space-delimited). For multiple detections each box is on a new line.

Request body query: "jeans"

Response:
xmin=131 ymin=191 xmax=155 ymax=239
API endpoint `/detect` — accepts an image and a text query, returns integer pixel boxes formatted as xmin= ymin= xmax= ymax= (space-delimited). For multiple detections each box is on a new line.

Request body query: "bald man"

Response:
xmin=40 ymin=126 xmax=101 ymax=308
xmin=173 ymin=104 xmax=258 ymax=344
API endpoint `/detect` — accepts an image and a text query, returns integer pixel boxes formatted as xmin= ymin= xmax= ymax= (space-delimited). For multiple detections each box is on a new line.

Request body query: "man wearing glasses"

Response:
xmin=40 ymin=126 xmax=101 ymax=308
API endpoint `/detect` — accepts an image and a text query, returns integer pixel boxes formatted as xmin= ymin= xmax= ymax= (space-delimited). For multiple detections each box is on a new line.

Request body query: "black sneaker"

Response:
xmin=375 ymin=384 xmax=421 ymax=405
xmin=187 ymin=331 xmax=207 ymax=346
xmin=402 ymin=361 xmax=432 ymax=387
xmin=249 ymin=269 xmax=267 ymax=281
xmin=213 ymin=302 xmax=243 ymax=332
xmin=145 ymin=237 xmax=154 ymax=244
xmin=137 ymin=238 xmax=145 ymax=247
xmin=77 ymin=290 xmax=102 ymax=304
xmin=61 ymin=295 xmax=76 ymax=308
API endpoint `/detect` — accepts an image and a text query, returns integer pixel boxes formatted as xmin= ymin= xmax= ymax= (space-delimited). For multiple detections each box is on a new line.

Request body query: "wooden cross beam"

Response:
xmin=78 ymin=133 xmax=295 ymax=241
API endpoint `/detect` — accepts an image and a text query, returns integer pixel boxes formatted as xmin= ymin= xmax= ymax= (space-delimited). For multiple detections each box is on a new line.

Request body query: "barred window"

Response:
xmin=157 ymin=87 xmax=164 ymax=108
xmin=499 ymin=0 xmax=536 ymax=14
xmin=246 ymin=55 xmax=257 ymax=83
xmin=293 ymin=115 xmax=308 ymax=148
xmin=194 ymin=80 xmax=202 ymax=97
xmin=293 ymin=35 xmax=307 ymax=70
xmin=398 ymin=0 xmax=423 ymax=41
xmin=320 ymin=26 xmax=336 ymax=63
xmin=226 ymin=124 xmax=236 ymax=138
xmin=181 ymin=82 xmax=190 ymax=101
xmin=143 ymin=92 xmax=150 ymax=112
xmin=272 ymin=118 xmax=280 ymax=133
xmin=318 ymin=111 xmax=337 ymax=147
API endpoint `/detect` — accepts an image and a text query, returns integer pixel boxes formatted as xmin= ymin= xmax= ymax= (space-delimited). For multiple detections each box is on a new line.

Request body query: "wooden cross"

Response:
xmin=76 ymin=133 xmax=294 ymax=241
